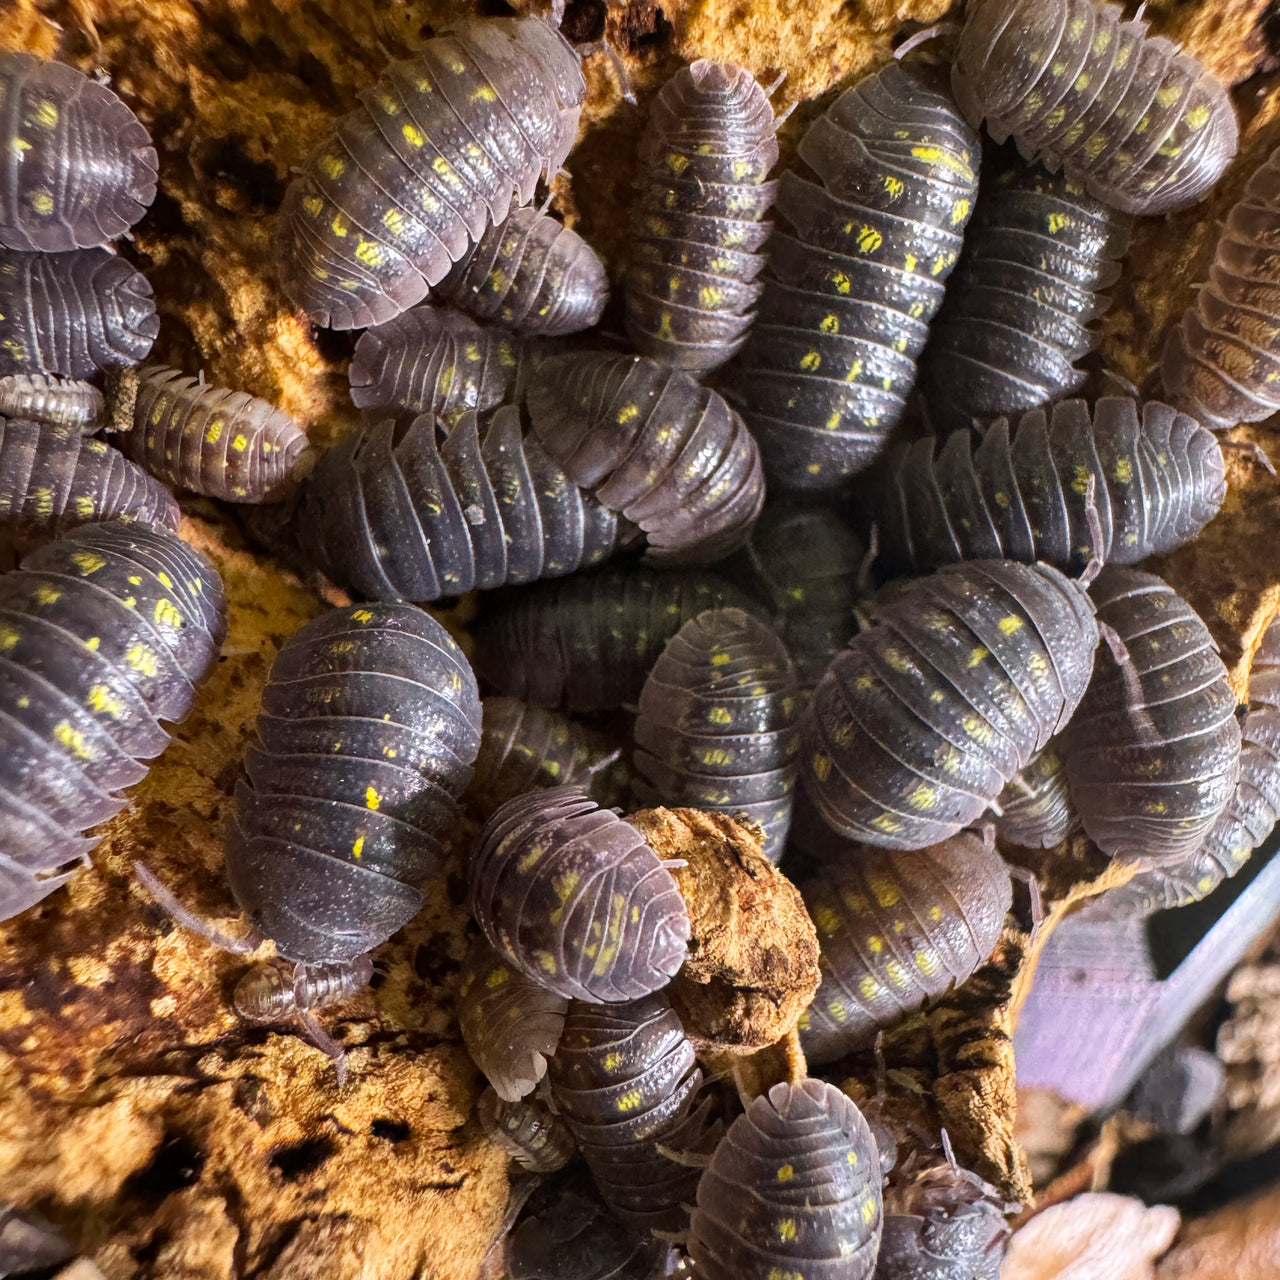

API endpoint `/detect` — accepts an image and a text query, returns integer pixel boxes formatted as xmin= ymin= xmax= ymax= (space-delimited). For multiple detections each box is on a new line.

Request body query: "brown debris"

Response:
xmin=1217 ymin=955 xmax=1280 ymax=1159
xmin=629 ymin=807 xmax=820 ymax=1052
xmin=1156 ymin=1182 xmax=1280 ymax=1280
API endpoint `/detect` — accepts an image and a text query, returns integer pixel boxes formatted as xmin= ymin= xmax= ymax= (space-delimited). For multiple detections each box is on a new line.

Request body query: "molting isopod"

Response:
xmin=0 ymin=375 xmax=104 ymax=431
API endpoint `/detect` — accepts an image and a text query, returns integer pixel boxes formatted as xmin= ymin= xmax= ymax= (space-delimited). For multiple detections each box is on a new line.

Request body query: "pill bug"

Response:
xmin=0 ymin=52 xmax=158 ymax=252
xmin=469 ymin=785 xmax=690 ymax=1004
xmin=506 ymin=1182 xmax=667 ymax=1280
xmin=275 ymin=16 xmax=585 ymax=331
xmin=1064 ymin=567 xmax=1241 ymax=866
xmin=726 ymin=502 xmax=865 ymax=692
xmin=469 ymin=696 xmax=629 ymax=816
xmin=688 ymin=1078 xmax=883 ymax=1280
xmin=804 ymin=560 xmax=1099 ymax=850
xmin=916 ymin=154 xmax=1133 ymax=430
xmin=1162 ymin=145 xmax=1280 ymax=431
xmin=0 ymin=374 xmax=104 ymax=431
xmin=992 ymin=744 xmax=1079 ymax=850
xmin=876 ymin=397 xmax=1225 ymax=579
xmin=951 ymin=0 xmax=1238 ymax=217
xmin=1097 ymin=611 xmax=1280 ymax=914
xmin=227 ymin=602 xmax=482 ymax=968
xmin=298 ymin=407 xmax=627 ymax=603
xmin=624 ymin=59 xmax=778 ymax=374
xmin=478 ymin=1086 xmax=577 ymax=1173
xmin=796 ymin=832 xmax=1012 ymax=1065
xmin=110 ymin=366 xmax=310 ymax=503
xmin=727 ymin=62 xmax=979 ymax=492
xmin=526 ymin=351 xmax=765 ymax=564
xmin=438 ymin=205 xmax=608 ymax=336
xmin=348 ymin=303 xmax=521 ymax=427
xmin=0 ymin=419 xmax=179 ymax=570
xmin=457 ymin=935 xmax=569 ymax=1101
xmin=232 ymin=953 xmax=375 ymax=1023
xmin=0 ymin=521 xmax=226 ymax=922
xmin=472 ymin=566 xmax=761 ymax=712
xmin=876 ymin=1154 xmax=1013 ymax=1280
xmin=547 ymin=992 xmax=718 ymax=1232
xmin=633 ymin=608 xmax=800 ymax=862
xmin=0 ymin=246 xmax=158 ymax=379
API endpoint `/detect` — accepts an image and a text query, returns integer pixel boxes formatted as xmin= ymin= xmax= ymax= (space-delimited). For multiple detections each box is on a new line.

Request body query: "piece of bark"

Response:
xmin=628 ymin=807 xmax=820 ymax=1051
xmin=1156 ymin=1181 xmax=1280 ymax=1280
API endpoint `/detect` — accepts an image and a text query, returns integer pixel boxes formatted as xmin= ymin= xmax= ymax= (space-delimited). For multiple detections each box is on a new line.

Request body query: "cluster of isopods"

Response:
xmin=6 ymin=0 xmax=1280 ymax=1275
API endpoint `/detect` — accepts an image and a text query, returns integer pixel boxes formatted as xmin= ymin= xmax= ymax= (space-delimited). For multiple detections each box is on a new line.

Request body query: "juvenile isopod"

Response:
xmin=478 ymin=1087 xmax=577 ymax=1173
xmin=992 ymin=746 xmax=1079 ymax=850
xmin=0 ymin=374 xmax=104 ymax=432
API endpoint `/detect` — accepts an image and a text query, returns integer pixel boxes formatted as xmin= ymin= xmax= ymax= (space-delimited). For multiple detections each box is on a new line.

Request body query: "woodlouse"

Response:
xmin=469 ymin=696 xmax=628 ymax=816
xmin=1099 ymin=611 xmax=1280 ymax=913
xmin=876 ymin=398 xmax=1225 ymax=579
xmin=728 ymin=63 xmax=979 ymax=491
xmin=478 ymin=1086 xmax=577 ymax=1173
xmin=952 ymin=0 xmax=1238 ymax=216
xmin=797 ymin=832 xmax=1013 ymax=1065
xmin=275 ymin=16 xmax=585 ymax=330
xmin=803 ymin=560 xmax=1099 ymax=849
xmin=227 ymin=602 xmax=482 ymax=967
xmin=526 ymin=351 xmax=765 ymax=564
xmin=438 ymin=205 xmax=608 ymax=335
xmin=0 ymin=246 xmax=158 ymax=379
xmin=992 ymin=745 xmax=1079 ymax=849
xmin=625 ymin=59 xmax=778 ymax=374
xmin=688 ymin=1079 xmax=883 ymax=1280
xmin=110 ymin=366 xmax=310 ymax=503
xmin=0 ymin=52 xmax=158 ymax=252
xmin=348 ymin=303 xmax=520 ymax=428
xmin=232 ymin=953 xmax=375 ymax=1023
xmin=469 ymin=785 xmax=690 ymax=1004
xmin=633 ymin=607 xmax=800 ymax=862
xmin=0 ymin=521 xmax=225 ymax=922
xmin=0 ymin=374 xmax=104 ymax=431
xmin=547 ymin=992 xmax=717 ymax=1232
xmin=0 ymin=419 xmax=179 ymax=570
xmin=472 ymin=565 xmax=760 ymax=712
xmin=457 ymin=935 xmax=568 ymax=1102
xmin=1064 ymin=567 xmax=1241 ymax=866
xmin=917 ymin=153 xmax=1132 ymax=430
xmin=1162 ymin=145 xmax=1280 ymax=430
xmin=298 ymin=408 xmax=628 ymax=603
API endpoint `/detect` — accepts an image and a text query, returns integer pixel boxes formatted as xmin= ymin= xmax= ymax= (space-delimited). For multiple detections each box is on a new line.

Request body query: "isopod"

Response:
xmin=992 ymin=745 xmax=1079 ymax=850
xmin=478 ymin=1086 xmax=577 ymax=1173
xmin=0 ymin=374 xmax=104 ymax=431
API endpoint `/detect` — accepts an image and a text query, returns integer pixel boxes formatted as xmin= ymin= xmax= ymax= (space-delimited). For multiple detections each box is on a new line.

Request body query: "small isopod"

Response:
xmin=478 ymin=1086 xmax=577 ymax=1173
xmin=992 ymin=746 xmax=1079 ymax=850
xmin=952 ymin=0 xmax=1238 ymax=216
xmin=0 ymin=375 xmax=104 ymax=432
xmin=625 ymin=59 xmax=778 ymax=374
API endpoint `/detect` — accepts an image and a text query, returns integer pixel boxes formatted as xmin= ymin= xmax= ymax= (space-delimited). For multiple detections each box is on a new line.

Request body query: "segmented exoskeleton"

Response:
xmin=469 ymin=696 xmax=629 ymax=816
xmin=0 ymin=375 xmax=103 ymax=431
xmin=472 ymin=567 xmax=760 ymax=712
xmin=952 ymin=0 xmax=1238 ymax=216
xmin=1098 ymin=610 xmax=1280 ymax=914
xmin=478 ymin=1087 xmax=577 ymax=1173
xmin=439 ymin=205 xmax=608 ymax=335
xmin=876 ymin=398 xmax=1225 ymax=578
xmin=0 ymin=53 xmax=157 ymax=252
xmin=728 ymin=63 xmax=979 ymax=491
xmin=625 ymin=59 xmax=778 ymax=374
xmin=0 ymin=522 xmax=225 ymax=921
xmin=298 ymin=408 xmax=628 ymax=603
xmin=457 ymin=935 xmax=569 ymax=1102
xmin=469 ymin=785 xmax=690 ymax=1004
xmin=992 ymin=745 xmax=1079 ymax=849
xmin=688 ymin=1079 xmax=883 ymax=1280
xmin=228 ymin=603 xmax=482 ymax=966
xmin=547 ymin=992 xmax=719 ymax=1232
xmin=348 ymin=303 xmax=521 ymax=427
xmin=803 ymin=560 xmax=1099 ymax=849
xmin=797 ymin=832 xmax=1013 ymax=1065
xmin=111 ymin=366 xmax=309 ymax=502
xmin=1162 ymin=145 xmax=1280 ymax=430
xmin=1064 ymin=567 xmax=1241 ymax=866
xmin=276 ymin=17 xmax=585 ymax=330
xmin=917 ymin=154 xmax=1133 ymax=430
xmin=633 ymin=608 xmax=800 ymax=861
xmin=0 ymin=247 xmax=158 ymax=379
xmin=526 ymin=351 xmax=765 ymax=564
xmin=0 ymin=419 xmax=179 ymax=569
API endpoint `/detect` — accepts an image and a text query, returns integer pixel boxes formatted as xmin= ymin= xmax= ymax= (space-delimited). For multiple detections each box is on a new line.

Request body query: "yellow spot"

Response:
xmin=862 ymin=1196 xmax=877 ymax=1224
xmin=125 ymin=644 xmax=158 ymax=677
xmin=666 ymin=152 xmax=690 ymax=175
xmin=777 ymin=1164 xmax=794 ymax=1182
xmin=915 ymin=949 xmax=940 ymax=975
xmin=1156 ymin=84 xmax=1182 ymax=109
xmin=33 ymin=584 xmax=61 ymax=606
xmin=708 ymin=706 xmax=732 ymax=725
xmin=858 ymin=975 xmax=882 ymax=999
xmin=401 ymin=123 xmax=425 ymax=148
xmin=1092 ymin=28 xmax=1111 ymax=53
xmin=950 ymin=198 xmax=970 ymax=226
xmin=711 ymin=651 xmax=732 ymax=666
xmin=1074 ymin=72 xmax=1090 ymax=91
xmin=205 ymin=419 xmax=224 ymax=445
xmin=883 ymin=648 xmax=911 ymax=674
xmin=999 ymin=615 xmax=1023 ymax=635
xmin=870 ymin=877 xmax=900 ymax=908
xmin=855 ymin=225 xmax=882 ymax=254
xmin=867 ymin=935 xmax=883 ymax=953
xmin=53 ymin=721 xmax=93 ymax=760
xmin=1047 ymin=211 xmax=1073 ymax=234
xmin=799 ymin=350 xmax=821 ymax=372
xmin=383 ymin=207 xmax=406 ymax=235
xmin=885 ymin=960 xmax=909 ymax=987
xmin=0 ymin=626 xmax=16 ymax=651
xmin=1186 ymin=103 xmax=1211 ymax=130
xmin=813 ymin=753 xmax=831 ymax=782
xmin=472 ymin=85 xmax=497 ymax=102
xmin=355 ymin=239 xmax=385 ymax=267
xmin=85 ymin=684 xmax=126 ymax=718
xmin=907 ymin=783 xmax=937 ymax=810
xmin=33 ymin=99 xmax=58 ymax=128
xmin=778 ymin=1220 xmax=797 ymax=1242
xmin=303 ymin=195 xmax=324 ymax=218
xmin=1113 ymin=458 xmax=1134 ymax=483
xmin=73 ymin=496 xmax=94 ymax=519
xmin=352 ymin=835 xmax=365 ymax=858
xmin=968 ymin=646 xmax=988 ymax=667
xmin=698 ymin=284 xmax=724 ymax=308
xmin=29 ymin=190 xmax=54 ymax=215
xmin=882 ymin=174 xmax=904 ymax=199
xmin=351 ymin=609 xmax=374 ymax=623
xmin=70 ymin=550 xmax=106 ymax=575
xmin=814 ymin=906 xmax=840 ymax=936
xmin=829 ymin=269 xmax=851 ymax=294
xmin=616 ymin=1088 xmax=643 ymax=1112
xmin=365 ymin=785 xmax=381 ymax=811
xmin=153 ymin=599 xmax=183 ymax=628
xmin=320 ymin=153 xmax=345 ymax=180
xmin=331 ymin=214 xmax=348 ymax=238
xmin=819 ymin=314 xmax=839 ymax=334
xmin=904 ymin=253 xmax=918 ymax=273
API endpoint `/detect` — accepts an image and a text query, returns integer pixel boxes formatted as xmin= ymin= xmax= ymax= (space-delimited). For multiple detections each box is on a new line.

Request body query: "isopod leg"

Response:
xmin=133 ymin=862 xmax=260 ymax=955
xmin=296 ymin=1006 xmax=350 ymax=1087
